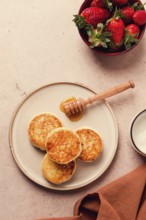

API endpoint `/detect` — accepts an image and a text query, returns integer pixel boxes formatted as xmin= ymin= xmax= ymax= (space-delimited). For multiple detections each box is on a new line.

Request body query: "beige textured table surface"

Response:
xmin=0 ymin=0 xmax=146 ymax=219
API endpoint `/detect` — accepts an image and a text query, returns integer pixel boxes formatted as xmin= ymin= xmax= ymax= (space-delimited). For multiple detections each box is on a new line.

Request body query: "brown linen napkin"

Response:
xmin=38 ymin=164 xmax=146 ymax=220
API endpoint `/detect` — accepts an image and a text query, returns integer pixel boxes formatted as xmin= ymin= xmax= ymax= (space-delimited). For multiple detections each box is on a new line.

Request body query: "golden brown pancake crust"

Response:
xmin=76 ymin=128 xmax=103 ymax=162
xmin=41 ymin=153 xmax=76 ymax=184
xmin=46 ymin=128 xmax=81 ymax=164
xmin=28 ymin=113 xmax=62 ymax=151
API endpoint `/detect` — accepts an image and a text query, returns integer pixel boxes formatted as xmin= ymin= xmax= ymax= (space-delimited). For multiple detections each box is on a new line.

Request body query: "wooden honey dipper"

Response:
xmin=63 ymin=80 xmax=135 ymax=116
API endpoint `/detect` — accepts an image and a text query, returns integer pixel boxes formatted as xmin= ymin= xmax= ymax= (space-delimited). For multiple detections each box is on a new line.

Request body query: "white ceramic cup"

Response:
xmin=130 ymin=109 xmax=146 ymax=157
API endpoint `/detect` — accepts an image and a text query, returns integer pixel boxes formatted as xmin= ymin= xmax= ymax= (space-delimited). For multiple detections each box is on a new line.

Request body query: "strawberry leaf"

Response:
xmin=73 ymin=15 xmax=93 ymax=29
xmin=133 ymin=38 xmax=139 ymax=43
xmin=105 ymin=38 xmax=111 ymax=42
xmin=87 ymin=30 xmax=93 ymax=37
xmin=87 ymin=24 xmax=111 ymax=49
xmin=97 ymin=23 xmax=104 ymax=31
xmin=100 ymin=41 xmax=108 ymax=48
xmin=104 ymin=32 xmax=112 ymax=37
xmin=132 ymin=2 xmax=145 ymax=11
xmin=117 ymin=9 xmax=126 ymax=20
xmin=125 ymin=43 xmax=131 ymax=50
xmin=104 ymin=0 xmax=113 ymax=11
xmin=124 ymin=29 xmax=139 ymax=50
xmin=114 ymin=7 xmax=122 ymax=19
xmin=106 ymin=18 xmax=112 ymax=25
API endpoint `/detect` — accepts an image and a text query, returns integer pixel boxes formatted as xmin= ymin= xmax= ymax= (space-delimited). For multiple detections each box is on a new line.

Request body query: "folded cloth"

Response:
xmin=37 ymin=164 xmax=146 ymax=220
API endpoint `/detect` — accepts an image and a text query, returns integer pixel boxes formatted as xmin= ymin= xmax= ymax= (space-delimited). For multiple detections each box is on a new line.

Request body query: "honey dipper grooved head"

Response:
xmin=63 ymin=100 xmax=83 ymax=115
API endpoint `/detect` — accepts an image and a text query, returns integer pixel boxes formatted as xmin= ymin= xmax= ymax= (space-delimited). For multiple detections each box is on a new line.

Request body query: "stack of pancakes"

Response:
xmin=28 ymin=113 xmax=103 ymax=185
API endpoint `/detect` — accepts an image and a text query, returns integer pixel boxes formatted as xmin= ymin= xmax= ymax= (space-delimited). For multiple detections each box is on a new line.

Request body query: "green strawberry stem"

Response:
xmin=106 ymin=7 xmax=122 ymax=24
xmin=87 ymin=23 xmax=111 ymax=48
xmin=114 ymin=7 xmax=122 ymax=19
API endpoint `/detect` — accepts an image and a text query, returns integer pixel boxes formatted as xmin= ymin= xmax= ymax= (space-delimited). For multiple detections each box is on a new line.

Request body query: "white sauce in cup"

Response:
xmin=131 ymin=110 xmax=146 ymax=155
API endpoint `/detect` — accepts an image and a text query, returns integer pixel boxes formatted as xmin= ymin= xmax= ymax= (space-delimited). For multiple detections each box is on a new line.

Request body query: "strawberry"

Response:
xmin=124 ymin=24 xmax=140 ymax=49
xmin=73 ymin=7 xmax=110 ymax=29
xmin=87 ymin=23 xmax=111 ymax=48
xmin=106 ymin=10 xmax=125 ymax=48
xmin=91 ymin=0 xmax=106 ymax=8
xmin=126 ymin=24 xmax=140 ymax=38
xmin=90 ymin=0 xmax=113 ymax=11
xmin=120 ymin=2 xmax=145 ymax=24
xmin=121 ymin=7 xmax=135 ymax=24
xmin=113 ymin=0 xmax=128 ymax=6
xmin=133 ymin=10 xmax=146 ymax=25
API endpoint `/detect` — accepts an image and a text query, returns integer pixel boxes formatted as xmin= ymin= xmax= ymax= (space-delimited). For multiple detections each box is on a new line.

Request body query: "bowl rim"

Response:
xmin=130 ymin=109 xmax=146 ymax=157
xmin=78 ymin=0 xmax=146 ymax=56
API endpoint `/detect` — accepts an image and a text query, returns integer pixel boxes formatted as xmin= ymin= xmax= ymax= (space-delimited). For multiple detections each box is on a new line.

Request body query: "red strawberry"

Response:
xmin=91 ymin=0 xmax=106 ymax=8
xmin=126 ymin=24 xmax=140 ymax=38
xmin=107 ymin=18 xmax=125 ymax=47
xmin=90 ymin=0 xmax=113 ymax=10
xmin=133 ymin=10 xmax=146 ymax=25
xmin=124 ymin=24 xmax=140 ymax=49
xmin=80 ymin=7 xmax=110 ymax=27
xmin=121 ymin=7 xmax=135 ymax=24
xmin=113 ymin=0 xmax=128 ymax=6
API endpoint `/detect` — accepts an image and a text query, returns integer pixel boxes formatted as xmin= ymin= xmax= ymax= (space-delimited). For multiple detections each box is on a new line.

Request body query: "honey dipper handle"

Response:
xmin=84 ymin=80 xmax=135 ymax=105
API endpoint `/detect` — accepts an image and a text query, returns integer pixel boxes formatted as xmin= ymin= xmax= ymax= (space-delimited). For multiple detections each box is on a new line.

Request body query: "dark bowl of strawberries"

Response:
xmin=73 ymin=0 xmax=146 ymax=55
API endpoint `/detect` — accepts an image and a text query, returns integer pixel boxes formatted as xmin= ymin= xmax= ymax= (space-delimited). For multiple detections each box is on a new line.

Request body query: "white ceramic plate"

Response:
xmin=9 ymin=82 xmax=118 ymax=190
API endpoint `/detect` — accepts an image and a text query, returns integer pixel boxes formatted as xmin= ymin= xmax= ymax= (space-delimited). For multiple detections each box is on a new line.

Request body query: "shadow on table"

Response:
xmin=86 ymin=39 xmax=145 ymax=73
xmin=38 ymin=153 xmax=146 ymax=197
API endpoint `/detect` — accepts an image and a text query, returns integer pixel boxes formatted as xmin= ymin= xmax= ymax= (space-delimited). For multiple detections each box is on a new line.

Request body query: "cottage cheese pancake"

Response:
xmin=76 ymin=128 xmax=103 ymax=162
xmin=41 ymin=153 xmax=76 ymax=184
xmin=28 ymin=113 xmax=63 ymax=151
xmin=46 ymin=127 xmax=81 ymax=164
